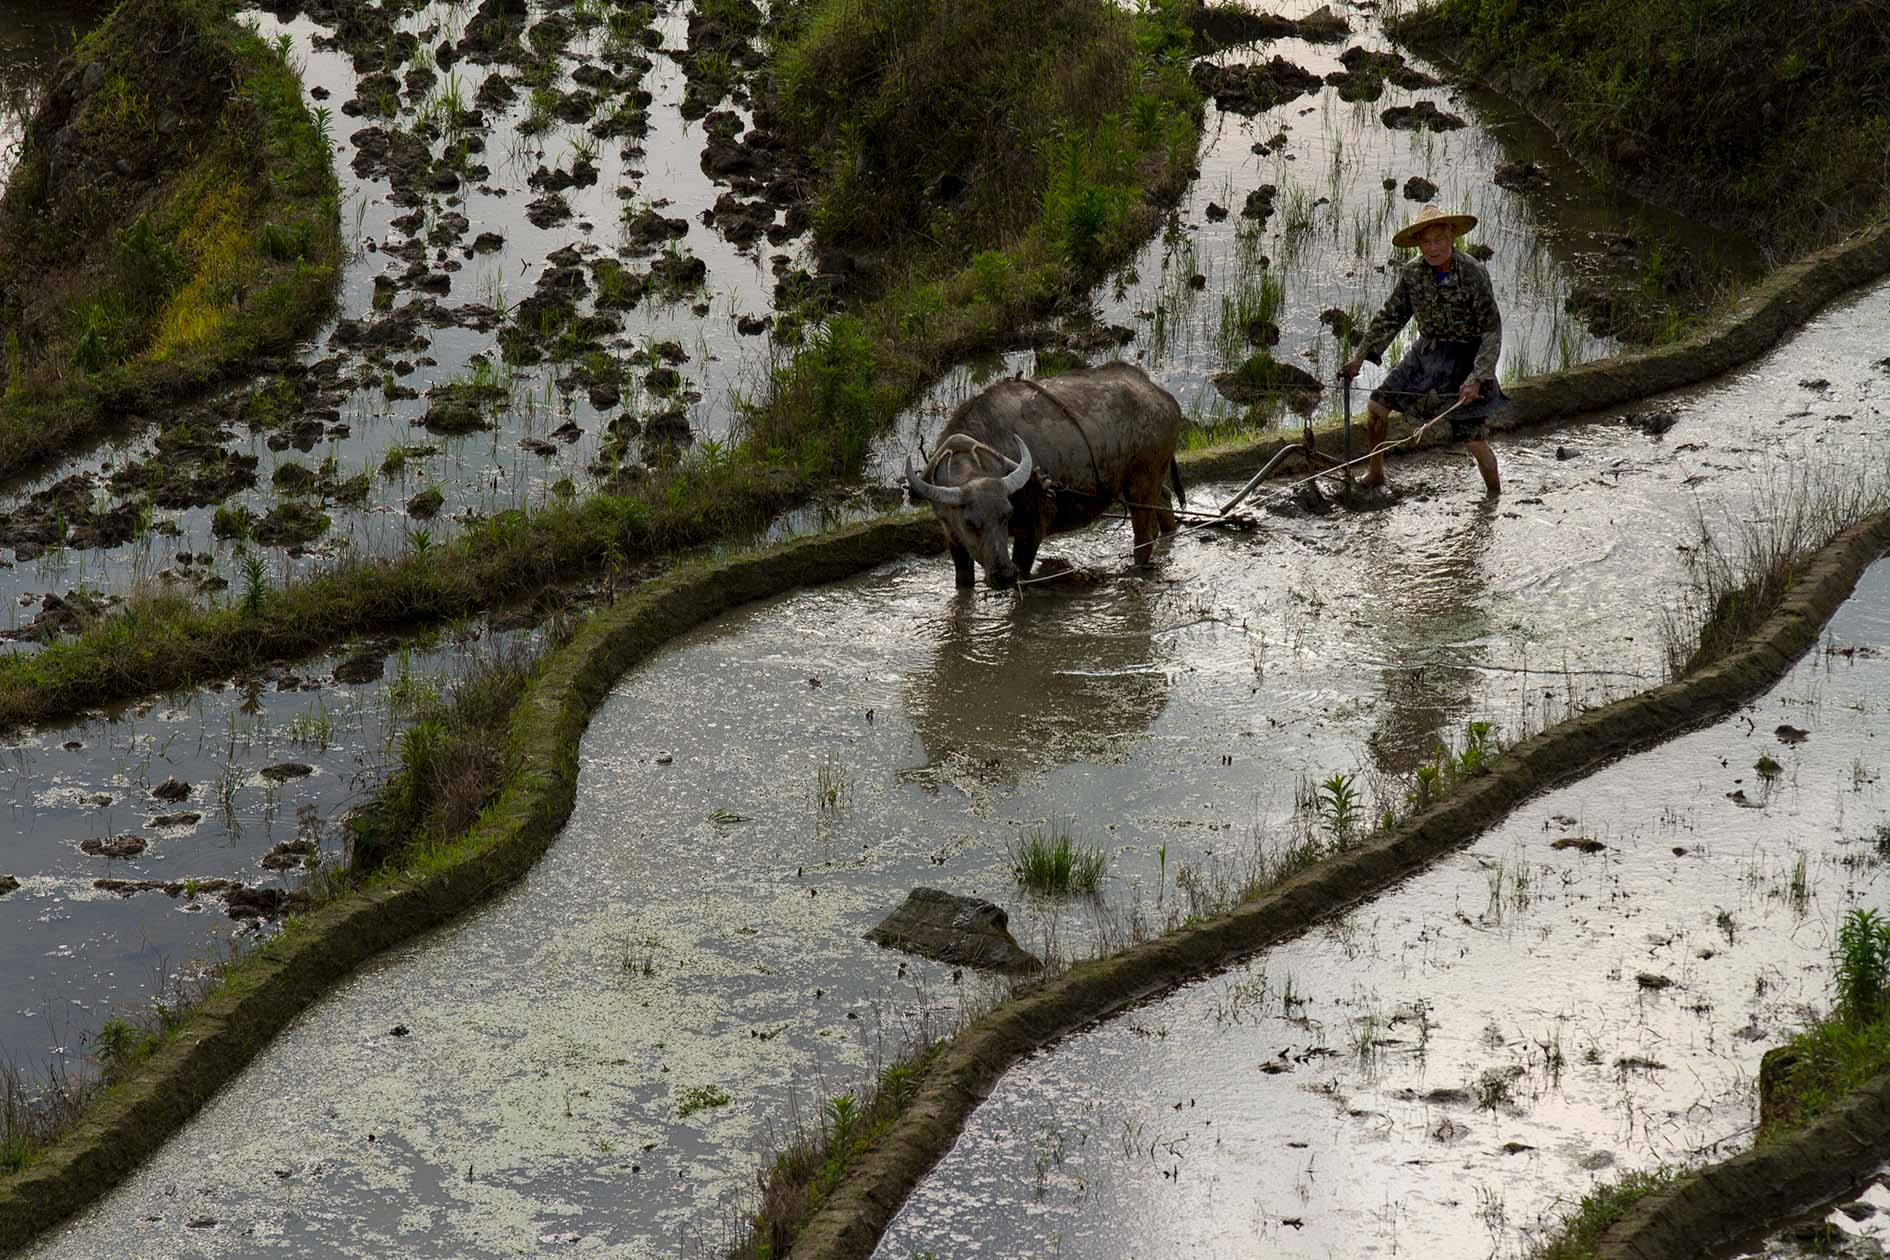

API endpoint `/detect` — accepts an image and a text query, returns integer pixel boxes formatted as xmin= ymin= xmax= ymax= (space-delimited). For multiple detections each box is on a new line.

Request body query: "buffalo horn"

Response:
xmin=906 ymin=455 xmax=966 ymax=506
xmin=999 ymin=438 xmax=1033 ymax=494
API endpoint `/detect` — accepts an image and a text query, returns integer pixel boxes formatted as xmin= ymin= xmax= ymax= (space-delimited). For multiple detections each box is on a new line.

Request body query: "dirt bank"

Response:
xmin=0 ymin=0 xmax=340 ymax=482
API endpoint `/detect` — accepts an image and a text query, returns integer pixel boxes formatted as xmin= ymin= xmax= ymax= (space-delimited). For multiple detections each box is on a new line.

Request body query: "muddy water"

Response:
xmin=0 ymin=0 xmax=1754 ymax=1086
xmin=0 ymin=628 xmax=533 ymax=1070
xmin=876 ymin=560 xmax=1890 ymax=1259
xmin=20 ymin=277 xmax=1887 ymax=1256
xmin=0 ymin=0 xmax=793 ymax=636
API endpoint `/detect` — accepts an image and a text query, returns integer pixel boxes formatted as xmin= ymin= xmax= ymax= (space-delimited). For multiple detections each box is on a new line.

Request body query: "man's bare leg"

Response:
xmin=1360 ymin=400 xmax=1391 ymax=489
xmin=1466 ymin=437 xmax=1500 ymax=495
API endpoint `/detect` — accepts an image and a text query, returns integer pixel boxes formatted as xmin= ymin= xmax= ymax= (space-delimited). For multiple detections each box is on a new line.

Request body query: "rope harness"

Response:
xmin=1007 ymin=399 xmax=1465 ymax=590
xmin=1012 ymin=375 xmax=1109 ymax=502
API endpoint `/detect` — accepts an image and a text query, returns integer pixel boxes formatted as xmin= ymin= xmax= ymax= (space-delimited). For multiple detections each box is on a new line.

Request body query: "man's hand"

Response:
xmin=1339 ymin=355 xmax=1365 ymax=381
xmin=1457 ymin=377 xmax=1483 ymax=406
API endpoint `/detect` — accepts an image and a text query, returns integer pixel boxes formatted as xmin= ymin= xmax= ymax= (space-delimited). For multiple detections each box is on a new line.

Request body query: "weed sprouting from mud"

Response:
xmin=814 ymin=752 xmax=849 ymax=812
xmin=1659 ymin=460 xmax=1890 ymax=679
xmin=1010 ymin=822 xmax=1107 ymax=897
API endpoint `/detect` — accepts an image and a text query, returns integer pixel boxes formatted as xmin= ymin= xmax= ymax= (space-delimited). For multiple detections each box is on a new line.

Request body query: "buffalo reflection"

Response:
xmin=905 ymin=582 xmax=1170 ymax=782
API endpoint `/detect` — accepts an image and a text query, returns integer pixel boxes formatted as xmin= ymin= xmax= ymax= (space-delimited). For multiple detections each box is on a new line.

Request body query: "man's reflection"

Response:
xmin=1360 ymin=502 xmax=1497 ymax=775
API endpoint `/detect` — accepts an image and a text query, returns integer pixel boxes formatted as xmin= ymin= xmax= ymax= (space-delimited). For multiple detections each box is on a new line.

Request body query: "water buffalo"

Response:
xmin=905 ymin=362 xmax=1186 ymax=588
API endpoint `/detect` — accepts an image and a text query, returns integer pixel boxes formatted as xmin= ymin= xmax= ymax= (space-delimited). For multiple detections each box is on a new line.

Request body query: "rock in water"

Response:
xmin=864 ymin=887 xmax=1042 ymax=974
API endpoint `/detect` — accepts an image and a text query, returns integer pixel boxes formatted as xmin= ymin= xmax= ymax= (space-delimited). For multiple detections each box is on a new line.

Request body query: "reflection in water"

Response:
xmin=1358 ymin=503 xmax=1496 ymax=773
xmin=905 ymin=582 xmax=1170 ymax=779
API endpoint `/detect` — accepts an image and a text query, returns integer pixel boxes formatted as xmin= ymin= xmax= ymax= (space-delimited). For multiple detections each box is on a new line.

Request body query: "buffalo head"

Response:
xmin=906 ymin=436 xmax=1035 ymax=588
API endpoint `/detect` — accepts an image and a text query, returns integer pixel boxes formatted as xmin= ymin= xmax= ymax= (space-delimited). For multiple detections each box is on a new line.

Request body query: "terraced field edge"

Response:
xmin=784 ymin=512 xmax=1890 ymax=1259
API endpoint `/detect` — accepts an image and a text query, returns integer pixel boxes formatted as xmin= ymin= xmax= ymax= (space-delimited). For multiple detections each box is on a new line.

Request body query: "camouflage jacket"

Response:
xmin=1358 ymin=250 xmax=1502 ymax=380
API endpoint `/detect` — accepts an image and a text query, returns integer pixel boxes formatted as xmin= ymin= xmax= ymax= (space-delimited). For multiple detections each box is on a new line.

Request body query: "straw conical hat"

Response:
xmin=1393 ymin=204 xmax=1478 ymax=248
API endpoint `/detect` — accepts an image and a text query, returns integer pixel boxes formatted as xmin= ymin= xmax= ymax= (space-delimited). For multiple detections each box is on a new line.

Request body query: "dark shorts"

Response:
xmin=1370 ymin=338 xmax=1505 ymax=441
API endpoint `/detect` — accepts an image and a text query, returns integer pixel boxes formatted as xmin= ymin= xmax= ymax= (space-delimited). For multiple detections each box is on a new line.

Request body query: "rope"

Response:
xmin=1007 ymin=405 xmax=1460 ymax=590
xmin=1013 ymin=376 xmax=1108 ymax=499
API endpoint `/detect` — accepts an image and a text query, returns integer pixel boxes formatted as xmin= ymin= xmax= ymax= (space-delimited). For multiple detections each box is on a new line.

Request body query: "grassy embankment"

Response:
xmin=1393 ymin=0 xmax=1890 ymax=251
xmin=0 ymin=0 xmax=342 ymax=480
xmin=0 ymin=0 xmax=1203 ymax=737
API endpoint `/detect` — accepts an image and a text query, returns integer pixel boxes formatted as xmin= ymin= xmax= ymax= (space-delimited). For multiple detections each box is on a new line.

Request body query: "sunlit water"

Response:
xmin=18 ymin=273 xmax=1889 ymax=1256
xmin=0 ymin=0 xmax=1764 ymax=1085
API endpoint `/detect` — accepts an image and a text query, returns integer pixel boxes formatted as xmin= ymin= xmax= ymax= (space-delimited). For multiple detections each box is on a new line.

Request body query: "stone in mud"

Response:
xmin=525 ymin=193 xmax=572 ymax=228
xmin=334 ymin=649 xmax=386 ymax=685
xmin=1318 ymin=307 xmax=1359 ymax=345
xmin=1634 ymin=971 xmax=1674 ymax=991
xmin=471 ymin=231 xmax=505 ymax=254
xmin=708 ymin=191 xmax=772 ymax=246
xmin=272 ymin=462 xmax=319 ymax=493
xmin=651 ymin=252 xmax=708 ymax=293
xmin=864 ymin=887 xmax=1042 ymax=975
xmin=1381 ymin=102 xmax=1466 ymax=132
xmin=260 ymin=763 xmax=314 ymax=783
xmin=0 ymin=875 xmax=18 ymax=897
xmin=6 ymin=590 xmax=116 ymax=643
xmin=1775 ymin=724 xmax=1809 ymax=743
xmin=1550 ymin=837 xmax=1606 ymax=854
xmin=1493 ymin=159 xmax=1550 ymax=190
xmin=81 ymin=835 xmax=147 ymax=859
xmin=1213 ymin=353 xmax=1325 ymax=406
xmin=736 ymin=314 xmax=770 ymax=336
xmin=1578 ymin=1151 xmax=1615 ymax=1171
xmin=1325 ymin=48 xmax=1438 ymax=102
xmin=1758 ymin=1044 xmax=1803 ymax=1129
xmin=406 ymin=489 xmax=445 ymax=520
xmin=1241 ymin=184 xmax=1278 ymax=222
xmin=152 ymin=777 xmax=191 ymax=803
xmin=148 ymin=811 xmax=202 ymax=829
xmin=251 ymin=501 xmax=330 ymax=547
xmin=621 ymin=206 xmax=690 ymax=254
xmin=225 ymin=885 xmax=294 ymax=920
xmin=1245 ymin=317 xmax=1281 ymax=347
xmin=1402 ymin=175 xmax=1438 ymax=202
xmin=1190 ymin=58 xmax=1323 ymax=116
xmin=262 ymin=839 xmax=318 ymax=871
xmin=1190 ymin=3 xmax=1347 ymax=52
xmin=1626 ymin=409 xmax=1679 ymax=436
xmin=421 ymin=396 xmax=489 ymax=435
xmin=1204 ymin=201 xmax=1228 ymax=222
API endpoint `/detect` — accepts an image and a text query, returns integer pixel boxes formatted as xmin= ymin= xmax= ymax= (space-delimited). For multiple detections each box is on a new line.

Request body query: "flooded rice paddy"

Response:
xmin=17 ymin=274 xmax=1890 ymax=1255
xmin=876 ymin=561 xmax=1890 ymax=1260
xmin=0 ymin=0 xmax=1763 ymax=1092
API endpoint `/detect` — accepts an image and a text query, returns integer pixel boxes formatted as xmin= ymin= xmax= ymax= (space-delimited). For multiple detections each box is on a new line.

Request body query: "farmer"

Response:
xmin=1340 ymin=204 xmax=1503 ymax=495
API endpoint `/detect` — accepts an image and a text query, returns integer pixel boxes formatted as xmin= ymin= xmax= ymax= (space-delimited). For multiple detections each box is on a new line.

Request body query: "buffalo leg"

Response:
xmin=1156 ymin=486 xmax=1178 ymax=535
xmin=1012 ymin=530 xmax=1041 ymax=578
xmin=949 ymin=538 xmax=976 ymax=587
xmin=1130 ymin=505 xmax=1158 ymax=566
